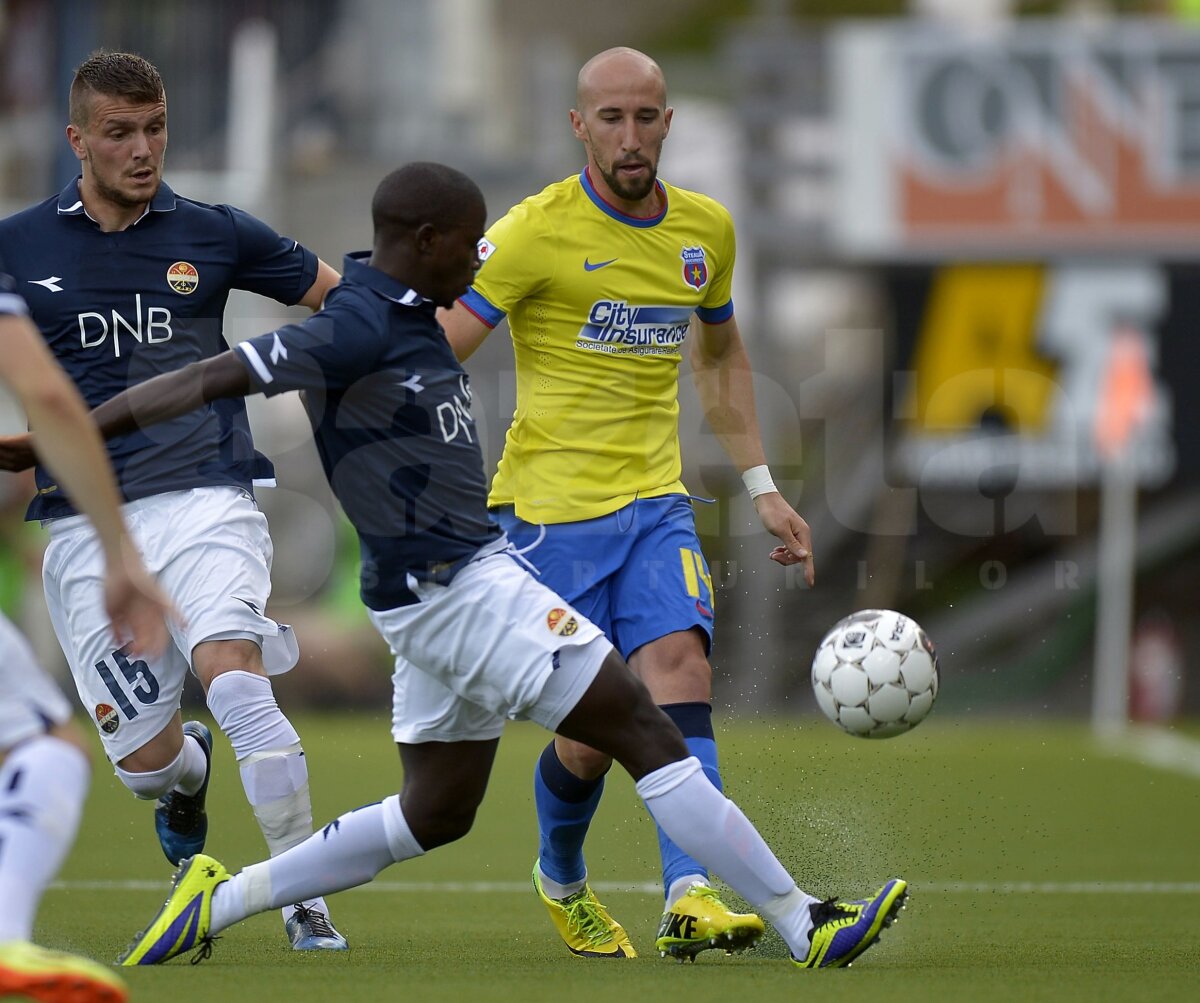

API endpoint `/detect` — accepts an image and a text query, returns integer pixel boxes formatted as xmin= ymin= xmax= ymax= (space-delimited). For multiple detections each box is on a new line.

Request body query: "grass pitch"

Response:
xmin=39 ymin=713 xmax=1200 ymax=1002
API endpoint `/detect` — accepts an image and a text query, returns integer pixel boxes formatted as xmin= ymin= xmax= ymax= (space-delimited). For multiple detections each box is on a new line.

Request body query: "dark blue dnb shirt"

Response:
xmin=0 ymin=178 xmax=318 ymax=520
xmin=235 ymin=252 xmax=501 ymax=611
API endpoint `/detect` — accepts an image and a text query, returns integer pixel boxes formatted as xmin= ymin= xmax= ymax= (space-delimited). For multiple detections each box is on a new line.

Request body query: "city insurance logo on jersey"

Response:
xmin=576 ymin=300 xmax=693 ymax=355
xmin=575 ymin=245 xmax=706 ymax=354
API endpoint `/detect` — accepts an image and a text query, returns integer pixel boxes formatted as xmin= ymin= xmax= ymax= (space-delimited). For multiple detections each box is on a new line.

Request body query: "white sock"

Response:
xmin=239 ymin=746 xmax=327 ymax=921
xmin=114 ymin=732 xmax=207 ymax=800
xmin=665 ymin=874 xmax=707 ymax=908
xmin=207 ymin=671 xmax=327 ymax=920
xmin=207 ymin=672 xmax=310 ymax=852
xmin=635 ymin=757 xmax=818 ymax=958
xmin=174 ymin=733 xmax=210 ymax=796
xmin=758 ymin=886 xmax=818 ymax=956
xmin=211 ymin=794 xmax=423 ymax=934
xmin=536 ymin=865 xmax=587 ymax=901
xmin=0 ymin=736 xmax=89 ymax=940
xmin=237 ymin=748 xmax=311 ymax=851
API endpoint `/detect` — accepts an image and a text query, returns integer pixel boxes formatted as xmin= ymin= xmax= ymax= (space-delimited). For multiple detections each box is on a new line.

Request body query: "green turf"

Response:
xmin=37 ymin=713 xmax=1200 ymax=1002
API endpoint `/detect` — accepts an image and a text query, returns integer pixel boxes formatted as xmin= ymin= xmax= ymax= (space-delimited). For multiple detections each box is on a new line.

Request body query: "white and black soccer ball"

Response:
xmin=811 ymin=609 xmax=939 ymax=738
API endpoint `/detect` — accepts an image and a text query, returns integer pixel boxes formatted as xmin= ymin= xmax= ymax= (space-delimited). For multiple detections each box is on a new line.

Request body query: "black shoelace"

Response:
xmin=190 ymin=935 xmax=219 ymax=965
xmin=810 ymin=897 xmax=854 ymax=926
xmin=292 ymin=904 xmax=336 ymax=938
xmin=164 ymin=790 xmax=203 ymax=833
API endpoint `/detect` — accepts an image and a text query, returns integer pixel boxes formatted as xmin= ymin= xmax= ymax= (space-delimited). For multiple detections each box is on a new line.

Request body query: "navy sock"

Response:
xmin=533 ymin=741 xmax=605 ymax=887
xmin=657 ymin=702 xmax=722 ymax=898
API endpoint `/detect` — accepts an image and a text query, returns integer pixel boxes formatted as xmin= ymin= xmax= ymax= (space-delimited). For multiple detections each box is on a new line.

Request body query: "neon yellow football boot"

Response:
xmin=0 ymin=940 xmax=128 ymax=1002
xmin=119 ymin=853 xmax=230 ymax=966
xmin=655 ymin=884 xmax=766 ymax=961
xmin=793 ymin=877 xmax=908 ymax=968
xmin=532 ymin=862 xmax=636 ymax=958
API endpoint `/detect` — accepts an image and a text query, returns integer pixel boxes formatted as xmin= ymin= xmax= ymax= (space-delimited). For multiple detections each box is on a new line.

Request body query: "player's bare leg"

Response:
xmin=396 ymin=740 xmax=498 ymax=848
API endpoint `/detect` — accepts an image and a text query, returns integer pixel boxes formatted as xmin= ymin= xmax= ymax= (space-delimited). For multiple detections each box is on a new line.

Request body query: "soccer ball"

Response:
xmin=810 ymin=609 xmax=939 ymax=738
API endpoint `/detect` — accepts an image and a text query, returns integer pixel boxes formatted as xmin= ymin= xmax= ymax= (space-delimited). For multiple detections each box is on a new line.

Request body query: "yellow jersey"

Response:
xmin=459 ymin=169 xmax=736 ymax=523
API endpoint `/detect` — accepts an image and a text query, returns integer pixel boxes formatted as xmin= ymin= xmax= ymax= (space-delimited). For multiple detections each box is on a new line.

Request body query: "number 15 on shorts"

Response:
xmin=94 ymin=644 xmax=161 ymax=722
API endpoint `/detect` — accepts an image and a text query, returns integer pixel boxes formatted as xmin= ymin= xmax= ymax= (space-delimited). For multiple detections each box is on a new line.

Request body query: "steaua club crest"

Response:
xmin=95 ymin=703 xmax=120 ymax=734
xmin=166 ymin=261 xmax=199 ymax=295
xmin=681 ymin=246 xmax=708 ymax=290
xmin=546 ymin=608 xmax=579 ymax=637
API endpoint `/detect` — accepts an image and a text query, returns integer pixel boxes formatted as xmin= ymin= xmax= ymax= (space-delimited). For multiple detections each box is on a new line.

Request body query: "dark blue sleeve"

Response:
xmin=235 ymin=301 xmax=385 ymax=397
xmin=225 ymin=205 xmax=320 ymax=306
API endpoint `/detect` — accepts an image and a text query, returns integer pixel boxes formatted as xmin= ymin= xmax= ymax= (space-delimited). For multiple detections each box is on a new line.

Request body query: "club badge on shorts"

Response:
xmin=681 ymin=246 xmax=708 ymax=290
xmin=95 ymin=703 xmax=120 ymax=734
xmin=547 ymin=608 xmax=579 ymax=637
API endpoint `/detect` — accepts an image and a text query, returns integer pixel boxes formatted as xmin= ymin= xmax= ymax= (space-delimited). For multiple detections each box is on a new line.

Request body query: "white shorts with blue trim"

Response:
xmin=369 ymin=543 xmax=612 ymax=745
xmin=41 ymin=486 xmax=298 ymax=762
xmin=0 ymin=612 xmax=73 ymax=749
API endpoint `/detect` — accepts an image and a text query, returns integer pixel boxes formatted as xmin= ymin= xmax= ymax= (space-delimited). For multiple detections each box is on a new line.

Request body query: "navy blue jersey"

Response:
xmin=0 ymin=254 xmax=25 ymax=316
xmin=236 ymin=252 xmax=500 ymax=611
xmin=0 ymin=178 xmax=318 ymax=520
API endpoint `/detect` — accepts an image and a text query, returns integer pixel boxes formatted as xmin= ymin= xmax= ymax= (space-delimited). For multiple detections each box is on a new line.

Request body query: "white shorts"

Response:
xmin=368 ymin=544 xmax=613 ymax=744
xmin=42 ymin=486 xmax=299 ymax=762
xmin=0 ymin=613 xmax=73 ymax=749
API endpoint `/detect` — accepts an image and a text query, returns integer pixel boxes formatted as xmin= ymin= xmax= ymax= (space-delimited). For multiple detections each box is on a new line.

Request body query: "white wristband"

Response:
xmin=741 ymin=464 xmax=778 ymax=499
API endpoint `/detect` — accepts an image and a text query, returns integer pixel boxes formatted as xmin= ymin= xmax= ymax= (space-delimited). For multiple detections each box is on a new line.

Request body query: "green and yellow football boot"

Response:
xmin=120 ymin=853 xmax=230 ymax=966
xmin=532 ymin=862 xmax=636 ymax=958
xmin=793 ymin=877 xmax=908 ymax=968
xmin=655 ymin=884 xmax=765 ymax=961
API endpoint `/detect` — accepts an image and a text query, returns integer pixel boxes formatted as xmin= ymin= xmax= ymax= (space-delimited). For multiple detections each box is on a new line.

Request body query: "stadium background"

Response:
xmin=1 ymin=0 xmax=1197 ymax=733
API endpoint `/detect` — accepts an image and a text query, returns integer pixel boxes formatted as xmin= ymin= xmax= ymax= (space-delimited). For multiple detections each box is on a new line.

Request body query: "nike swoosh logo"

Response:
xmin=583 ymin=257 xmax=618 ymax=271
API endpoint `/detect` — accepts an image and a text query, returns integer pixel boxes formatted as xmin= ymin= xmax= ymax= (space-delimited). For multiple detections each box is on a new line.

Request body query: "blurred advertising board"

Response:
xmin=834 ymin=20 xmax=1200 ymax=257
xmin=884 ymin=262 xmax=1195 ymax=491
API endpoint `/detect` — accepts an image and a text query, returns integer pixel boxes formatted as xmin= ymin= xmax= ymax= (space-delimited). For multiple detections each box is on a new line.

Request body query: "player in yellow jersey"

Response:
xmin=439 ymin=47 xmax=815 ymax=961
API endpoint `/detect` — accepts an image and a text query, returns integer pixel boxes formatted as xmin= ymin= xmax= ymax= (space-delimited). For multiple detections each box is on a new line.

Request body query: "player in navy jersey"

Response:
xmin=0 ymin=257 xmax=173 ymax=1002
xmin=0 ymin=51 xmax=347 ymax=951
xmin=67 ymin=162 xmax=906 ymax=972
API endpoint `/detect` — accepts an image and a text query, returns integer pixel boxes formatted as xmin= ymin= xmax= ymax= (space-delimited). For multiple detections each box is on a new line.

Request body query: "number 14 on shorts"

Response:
xmin=679 ymin=547 xmax=714 ymax=611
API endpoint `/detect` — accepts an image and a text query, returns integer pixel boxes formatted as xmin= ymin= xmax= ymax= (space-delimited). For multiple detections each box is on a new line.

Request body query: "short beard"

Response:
xmin=85 ymin=150 xmax=161 ymax=207
xmin=596 ymin=156 xmax=658 ymax=203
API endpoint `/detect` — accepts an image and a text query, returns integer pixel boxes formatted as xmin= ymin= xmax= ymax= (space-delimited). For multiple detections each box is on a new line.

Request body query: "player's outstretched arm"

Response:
xmin=0 ymin=314 xmax=175 ymax=654
xmin=0 ymin=352 xmax=251 ymax=470
xmin=0 ymin=324 xmax=281 ymax=473
xmin=298 ymin=258 xmax=342 ymax=311
xmin=689 ymin=315 xmax=815 ymax=586
xmin=437 ymin=302 xmax=492 ymax=361
xmin=90 ymin=351 xmax=253 ymax=441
